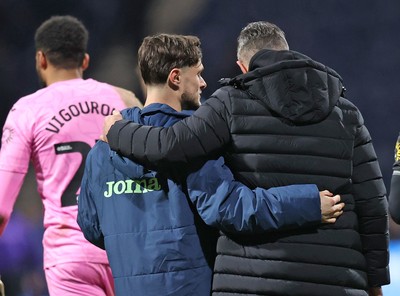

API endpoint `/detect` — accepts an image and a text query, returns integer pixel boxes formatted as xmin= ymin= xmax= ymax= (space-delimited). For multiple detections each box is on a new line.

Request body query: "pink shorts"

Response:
xmin=45 ymin=262 xmax=114 ymax=296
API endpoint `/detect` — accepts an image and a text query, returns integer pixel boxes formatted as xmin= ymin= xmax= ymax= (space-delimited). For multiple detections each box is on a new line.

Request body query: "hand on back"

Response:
xmin=319 ymin=190 xmax=344 ymax=224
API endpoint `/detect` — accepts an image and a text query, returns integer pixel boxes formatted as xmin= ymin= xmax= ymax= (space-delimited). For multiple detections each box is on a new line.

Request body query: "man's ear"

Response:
xmin=236 ymin=60 xmax=248 ymax=74
xmin=36 ymin=51 xmax=48 ymax=70
xmin=167 ymin=68 xmax=180 ymax=90
xmin=82 ymin=53 xmax=90 ymax=71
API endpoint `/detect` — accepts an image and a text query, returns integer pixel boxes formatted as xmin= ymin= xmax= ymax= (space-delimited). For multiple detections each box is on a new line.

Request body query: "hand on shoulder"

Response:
xmin=101 ymin=110 xmax=123 ymax=143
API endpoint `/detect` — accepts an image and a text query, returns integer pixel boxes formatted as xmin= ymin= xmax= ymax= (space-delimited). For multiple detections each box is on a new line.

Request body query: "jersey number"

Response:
xmin=54 ymin=141 xmax=91 ymax=207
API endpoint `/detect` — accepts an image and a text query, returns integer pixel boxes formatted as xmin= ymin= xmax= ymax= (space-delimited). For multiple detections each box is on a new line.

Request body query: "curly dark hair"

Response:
xmin=35 ymin=15 xmax=88 ymax=69
xmin=138 ymin=34 xmax=202 ymax=85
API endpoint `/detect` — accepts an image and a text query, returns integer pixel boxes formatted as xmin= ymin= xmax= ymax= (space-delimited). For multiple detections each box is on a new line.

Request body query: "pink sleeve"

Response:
xmin=0 ymin=102 xmax=32 ymax=235
xmin=0 ymin=102 xmax=32 ymax=172
xmin=0 ymin=170 xmax=26 ymax=235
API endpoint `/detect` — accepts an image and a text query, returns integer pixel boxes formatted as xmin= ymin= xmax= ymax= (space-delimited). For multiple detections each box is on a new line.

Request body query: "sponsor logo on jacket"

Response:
xmin=104 ymin=178 xmax=161 ymax=197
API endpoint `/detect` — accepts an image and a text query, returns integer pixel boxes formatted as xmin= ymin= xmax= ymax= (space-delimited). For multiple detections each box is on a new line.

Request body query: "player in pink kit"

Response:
xmin=0 ymin=15 xmax=142 ymax=295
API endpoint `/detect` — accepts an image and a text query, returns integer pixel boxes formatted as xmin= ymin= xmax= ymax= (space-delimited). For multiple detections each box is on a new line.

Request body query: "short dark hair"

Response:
xmin=35 ymin=15 xmax=88 ymax=69
xmin=237 ymin=21 xmax=289 ymax=63
xmin=138 ymin=34 xmax=202 ymax=85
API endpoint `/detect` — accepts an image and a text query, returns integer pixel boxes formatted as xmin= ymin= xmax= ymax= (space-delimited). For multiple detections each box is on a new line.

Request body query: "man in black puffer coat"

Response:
xmin=103 ymin=21 xmax=390 ymax=296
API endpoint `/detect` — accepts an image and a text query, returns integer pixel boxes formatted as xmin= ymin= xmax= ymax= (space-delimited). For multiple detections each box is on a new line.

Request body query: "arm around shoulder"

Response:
xmin=107 ymin=96 xmax=231 ymax=167
xmin=186 ymin=157 xmax=322 ymax=233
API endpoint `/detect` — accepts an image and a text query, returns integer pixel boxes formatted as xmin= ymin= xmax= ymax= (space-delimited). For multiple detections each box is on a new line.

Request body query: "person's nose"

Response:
xmin=200 ymin=76 xmax=207 ymax=90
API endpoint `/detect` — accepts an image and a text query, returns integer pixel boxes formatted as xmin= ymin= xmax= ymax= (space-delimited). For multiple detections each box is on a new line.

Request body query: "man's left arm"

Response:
xmin=0 ymin=103 xmax=33 ymax=235
xmin=352 ymin=122 xmax=390 ymax=288
xmin=0 ymin=170 xmax=26 ymax=235
xmin=186 ymin=157 xmax=343 ymax=233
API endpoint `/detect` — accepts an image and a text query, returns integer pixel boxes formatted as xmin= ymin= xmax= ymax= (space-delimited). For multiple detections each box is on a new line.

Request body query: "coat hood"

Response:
xmin=223 ymin=49 xmax=344 ymax=124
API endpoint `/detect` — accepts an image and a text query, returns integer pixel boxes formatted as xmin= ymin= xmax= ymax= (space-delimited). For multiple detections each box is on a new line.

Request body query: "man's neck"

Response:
xmin=145 ymin=85 xmax=181 ymax=111
xmin=44 ymin=68 xmax=83 ymax=86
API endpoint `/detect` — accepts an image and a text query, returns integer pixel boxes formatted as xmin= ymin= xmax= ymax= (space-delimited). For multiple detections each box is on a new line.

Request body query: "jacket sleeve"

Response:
xmin=77 ymin=152 xmax=105 ymax=250
xmin=389 ymin=133 xmax=400 ymax=224
xmin=107 ymin=93 xmax=232 ymax=169
xmin=352 ymin=118 xmax=390 ymax=287
xmin=186 ymin=157 xmax=321 ymax=234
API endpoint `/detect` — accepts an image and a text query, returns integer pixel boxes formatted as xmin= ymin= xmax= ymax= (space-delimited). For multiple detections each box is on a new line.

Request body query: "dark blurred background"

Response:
xmin=0 ymin=1 xmax=399 ymax=295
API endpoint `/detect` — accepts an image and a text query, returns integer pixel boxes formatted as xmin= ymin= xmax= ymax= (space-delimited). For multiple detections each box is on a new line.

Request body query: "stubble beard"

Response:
xmin=181 ymin=92 xmax=200 ymax=111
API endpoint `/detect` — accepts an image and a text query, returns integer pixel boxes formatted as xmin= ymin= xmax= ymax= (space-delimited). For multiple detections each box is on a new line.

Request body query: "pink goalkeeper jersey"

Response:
xmin=0 ymin=78 xmax=127 ymax=268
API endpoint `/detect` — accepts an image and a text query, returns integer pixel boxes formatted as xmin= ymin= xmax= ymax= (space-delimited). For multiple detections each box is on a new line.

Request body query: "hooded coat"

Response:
xmin=78 ymin=103 xmax=323 ymax=296
xmin=107 ymin=50 xmax=390 ymax=295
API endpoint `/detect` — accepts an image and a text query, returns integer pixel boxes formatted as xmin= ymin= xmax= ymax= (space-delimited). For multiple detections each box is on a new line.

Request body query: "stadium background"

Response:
xmin=0 ymin=1 xmax=399 ymax=295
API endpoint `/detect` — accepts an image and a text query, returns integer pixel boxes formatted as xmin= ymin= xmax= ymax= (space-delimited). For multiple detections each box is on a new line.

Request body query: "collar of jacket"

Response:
xmin=120 ymin=103 xmax=193 ymax=126
xmin=221 ymin=49 xmax=345 ymax=124
xmin=224 ymin=49 xmax=343 ymax=87
xmin=140 ymin=103 xmax=194 ymax=118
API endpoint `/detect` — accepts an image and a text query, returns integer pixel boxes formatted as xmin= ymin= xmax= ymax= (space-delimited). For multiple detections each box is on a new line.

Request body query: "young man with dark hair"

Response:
xmin=102 ymin=21 xmax=389 ymax=296
xmin=0 ymin=15 xmax=142 ymax=295
xmin=78 ymin=33 xmax=343 ymax=295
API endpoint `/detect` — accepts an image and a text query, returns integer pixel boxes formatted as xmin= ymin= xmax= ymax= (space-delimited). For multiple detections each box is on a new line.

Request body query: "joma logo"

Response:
xmin=104 ymin=178 xmax=161 ymax=197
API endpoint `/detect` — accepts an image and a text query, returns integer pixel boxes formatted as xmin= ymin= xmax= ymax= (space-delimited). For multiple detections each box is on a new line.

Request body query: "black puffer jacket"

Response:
xmin=108 ymin=49 xmax=390 ymax=295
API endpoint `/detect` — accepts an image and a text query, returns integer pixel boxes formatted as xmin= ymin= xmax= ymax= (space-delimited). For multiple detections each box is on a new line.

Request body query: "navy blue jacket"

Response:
xmin=78 ymin=103 xmax=321 ymax=296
